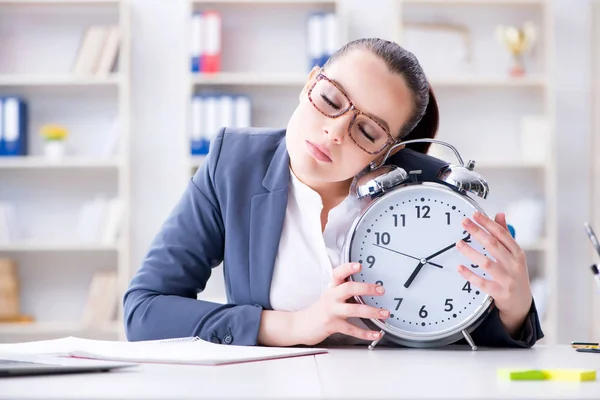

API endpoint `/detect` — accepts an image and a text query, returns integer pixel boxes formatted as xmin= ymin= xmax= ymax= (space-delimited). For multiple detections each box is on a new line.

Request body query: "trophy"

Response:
xmin=495 ymin=22 xmax=537 ymax=77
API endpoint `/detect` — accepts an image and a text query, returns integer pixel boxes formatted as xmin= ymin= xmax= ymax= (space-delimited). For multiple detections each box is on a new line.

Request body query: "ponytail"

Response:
xmin=401 ymin=88 xmax=439 ymax=154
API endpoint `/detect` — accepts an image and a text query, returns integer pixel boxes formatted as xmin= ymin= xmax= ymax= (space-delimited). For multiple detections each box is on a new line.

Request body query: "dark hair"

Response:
xmin=324 ymin=38 xmax=439 ymax=154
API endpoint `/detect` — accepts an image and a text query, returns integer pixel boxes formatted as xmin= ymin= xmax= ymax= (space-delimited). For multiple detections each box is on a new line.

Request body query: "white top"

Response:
xmin=270 ymin=168 xmax=370 ymax=345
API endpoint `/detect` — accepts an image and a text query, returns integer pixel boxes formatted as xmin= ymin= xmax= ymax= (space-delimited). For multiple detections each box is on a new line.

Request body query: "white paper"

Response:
xmin=0 ymin=336 xmax=327 ymax=366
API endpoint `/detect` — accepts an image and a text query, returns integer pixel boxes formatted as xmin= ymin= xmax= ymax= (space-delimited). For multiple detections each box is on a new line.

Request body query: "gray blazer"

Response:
xmin=123 ymin=127 xmax=543 ymax=347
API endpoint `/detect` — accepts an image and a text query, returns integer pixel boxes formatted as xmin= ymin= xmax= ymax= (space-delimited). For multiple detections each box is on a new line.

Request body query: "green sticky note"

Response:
xmin=542 ymin=369 xmax=597 ymax=382
xmin=497 ymin=368 xmax=546 ymax=381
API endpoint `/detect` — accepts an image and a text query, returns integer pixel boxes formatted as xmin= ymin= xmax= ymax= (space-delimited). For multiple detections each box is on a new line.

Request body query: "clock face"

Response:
xmin=347 ymin=183 xmax=492 ymax=340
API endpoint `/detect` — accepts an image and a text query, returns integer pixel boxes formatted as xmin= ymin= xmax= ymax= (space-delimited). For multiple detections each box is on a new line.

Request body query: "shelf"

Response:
xmin=0 ymin=75 xmax=122 ymax=87
xmin=0 ymin=243 xmax=120 ymax=252
xmin=192 ymin=0 xmax=335 ymax=4
xmin=429 ymin=75 xmax=547 ymax=88
xmin=402 ymin=0 xmax=545 ymax=5
xmin=191 ymin=73 xmax=547 ymax=88
xmin=0 ymin=321 xmax=120 ymax=335
xmin=192 ymin=72 xmax=307 ymax=86
xmin=0 ymin=0 xmax=120 ymax=4
xmin=0 ymin=157 xmax=121 ymax=169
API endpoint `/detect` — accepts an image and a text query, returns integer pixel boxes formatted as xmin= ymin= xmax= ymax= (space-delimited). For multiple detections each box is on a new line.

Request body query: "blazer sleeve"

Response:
xmin=468 ymin=298 xmax=544 ymax=348
xmin=123 ymin=128 xmax=264 ymax=346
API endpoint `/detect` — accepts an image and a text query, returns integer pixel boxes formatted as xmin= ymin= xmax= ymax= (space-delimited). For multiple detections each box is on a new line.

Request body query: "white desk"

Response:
xmin=2 ymin=345 xmax=599 ymax=399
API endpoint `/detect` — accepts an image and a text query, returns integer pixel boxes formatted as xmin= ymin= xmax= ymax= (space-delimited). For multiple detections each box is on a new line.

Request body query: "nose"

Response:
xmin=322 ymin=113 xmax=351 ymax=144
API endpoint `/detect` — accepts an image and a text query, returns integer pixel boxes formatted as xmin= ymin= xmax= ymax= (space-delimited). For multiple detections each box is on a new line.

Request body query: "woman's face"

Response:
xmin=286 ymin=48 xmax=414 ymax=189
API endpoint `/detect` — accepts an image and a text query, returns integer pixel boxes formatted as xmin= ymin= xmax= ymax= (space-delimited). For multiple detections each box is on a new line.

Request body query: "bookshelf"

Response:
xmin=392 ymin=0 xmax=557 ymax=343
xmin=0 ymin=0 xmax=130 ymax=342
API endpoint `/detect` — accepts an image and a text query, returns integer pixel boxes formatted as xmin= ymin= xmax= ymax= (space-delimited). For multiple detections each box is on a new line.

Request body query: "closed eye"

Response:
xmin=359 ymin=124 xmax=375 ymax=143
xmin=321 ymin=94 xmax=341 ymax=110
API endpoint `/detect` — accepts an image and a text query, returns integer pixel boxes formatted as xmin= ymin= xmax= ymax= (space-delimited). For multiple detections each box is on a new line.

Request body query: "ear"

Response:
xmin=299 ymin=66 xmax=321 ymax=102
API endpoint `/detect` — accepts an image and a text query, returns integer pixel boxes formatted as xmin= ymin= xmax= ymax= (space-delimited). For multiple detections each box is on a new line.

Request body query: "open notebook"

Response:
xmin=0 ymin=336 xmax=328 ymax=366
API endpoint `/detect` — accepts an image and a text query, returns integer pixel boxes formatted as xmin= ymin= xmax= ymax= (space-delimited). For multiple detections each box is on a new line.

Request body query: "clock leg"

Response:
xmin=462 ymin=330 xmax=478 ymax=351
xmin=368 ymin=330 xmax=386 ymax=351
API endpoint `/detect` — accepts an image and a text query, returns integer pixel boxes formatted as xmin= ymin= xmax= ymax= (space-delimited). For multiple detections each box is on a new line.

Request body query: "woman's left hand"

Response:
xmin=456 ymin=211 xmax=532 ymax=337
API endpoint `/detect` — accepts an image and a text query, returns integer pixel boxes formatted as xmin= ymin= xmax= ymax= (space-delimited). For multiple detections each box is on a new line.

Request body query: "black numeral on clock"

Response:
xmin=444 ymin=299 xmax=454 ymax=312
xmin=393 ymin=214 xmax=406 ymax=227
xmin=462 ymin=281 xmax=472 ymax=293
xmin=394 ymin=298 xmax=403 ymax=311
xmin=415 ymin=205 xmax=430 ymax=219
xmin=462 ymin=230 xmax=472 ymax=243
xmin=375 ymin=232 xmax=390 ymax=245
xmin=419 ymin=305 xmax=428 ymax=318
xmin=446 ymin=212 xmax=451 ymax=225
xmin=366 ymin=255 xmax=375 ymax=268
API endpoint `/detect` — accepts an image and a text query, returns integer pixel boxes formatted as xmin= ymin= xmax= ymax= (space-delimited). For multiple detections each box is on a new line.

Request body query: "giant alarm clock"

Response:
xmin=343 ymin=138 xmax=494 ymax=351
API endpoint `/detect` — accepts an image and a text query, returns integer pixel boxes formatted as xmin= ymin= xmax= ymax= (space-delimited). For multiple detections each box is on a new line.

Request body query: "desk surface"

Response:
xmin=2 ymin=345 xmax=599 ymax=399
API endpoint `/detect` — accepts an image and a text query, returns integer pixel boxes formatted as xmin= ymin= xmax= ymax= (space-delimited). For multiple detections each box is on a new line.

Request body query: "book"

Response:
xmin=81 ymin=271 xmax=118 ymax=327
xmin=0 ymin=336 xmax=328 ymax=366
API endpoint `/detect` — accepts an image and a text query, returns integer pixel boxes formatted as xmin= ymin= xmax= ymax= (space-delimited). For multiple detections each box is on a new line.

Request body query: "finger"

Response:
xmin=334 ymin=281 xmax=385 ymax=301
xmin=456 ymin=241 xmax=510 ymax=283
xmin=472 ymin=211 xmax=521 ymax=255
xmin=335 ymin=320 xmax=383 ymax=342
xmin=457 ymin=264 xmax=500 ymax=298
xmin=335 ymin=303 xmax=390 ymax=320
xmin=495 ymin=212 xmax=509 ymax=231
xmin=331 ymin=262 xmax=361 ymax=287
xmin=462 ymin=216 xmax=513 ymax=264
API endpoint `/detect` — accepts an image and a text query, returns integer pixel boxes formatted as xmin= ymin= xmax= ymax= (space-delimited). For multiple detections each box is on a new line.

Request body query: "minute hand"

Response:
xmin=425 ymin=234 xmax=471 ymax=261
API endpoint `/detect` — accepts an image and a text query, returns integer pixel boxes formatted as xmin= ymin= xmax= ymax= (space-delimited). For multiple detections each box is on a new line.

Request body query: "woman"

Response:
xmin=123 ymin=38 xmax=543 ymax=348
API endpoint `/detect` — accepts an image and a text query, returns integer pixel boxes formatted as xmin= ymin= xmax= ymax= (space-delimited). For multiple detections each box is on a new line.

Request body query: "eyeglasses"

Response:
xmin=307 ymin=72 xmax=397 ymax=155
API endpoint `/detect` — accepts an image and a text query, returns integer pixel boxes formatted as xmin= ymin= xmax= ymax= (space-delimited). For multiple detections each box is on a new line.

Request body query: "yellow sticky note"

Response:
xmin=497 ymin=368 xmax=546 ymax=381
xmin=541 ymin=369 xmax=597 ymax=382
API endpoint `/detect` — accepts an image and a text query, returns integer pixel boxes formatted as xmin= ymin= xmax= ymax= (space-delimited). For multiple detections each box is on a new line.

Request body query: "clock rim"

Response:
xmin=342 ymin=181 xmax=495 ymax=346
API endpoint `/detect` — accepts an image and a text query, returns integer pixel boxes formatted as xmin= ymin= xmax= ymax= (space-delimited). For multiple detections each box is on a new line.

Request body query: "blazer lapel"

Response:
xmin=248 ymin=139 xmax=290 ymax=309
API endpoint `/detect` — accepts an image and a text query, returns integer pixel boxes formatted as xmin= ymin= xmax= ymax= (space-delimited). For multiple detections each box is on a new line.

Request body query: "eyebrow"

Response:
xmin=330 ymin=77 xmax=392 ymax=133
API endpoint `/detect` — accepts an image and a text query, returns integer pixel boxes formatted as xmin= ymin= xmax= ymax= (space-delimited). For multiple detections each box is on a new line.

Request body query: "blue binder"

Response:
xmin=191 ymin=12 xmax=204 ymax=73
xmin=1 ymin=97 xmax=27 ymax=157
xmin=0 ymin=97 xmax=4 ymax=156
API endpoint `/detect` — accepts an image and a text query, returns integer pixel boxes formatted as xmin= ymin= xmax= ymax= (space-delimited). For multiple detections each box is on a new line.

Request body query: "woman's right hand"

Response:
xmin=291 ymin=262 xmax=390 ymax=346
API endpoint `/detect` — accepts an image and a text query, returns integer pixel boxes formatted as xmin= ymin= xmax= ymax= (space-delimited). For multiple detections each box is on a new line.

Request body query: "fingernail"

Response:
xmin=376 ymin=286 xmax=385 ymax=294
xmin=352 ymin=263 xmax=360 ymax=271
xmin=372 ymin=332 xmax=381 ymax=338
xmin=463 ymin=218 xmax=472 ymax=227
xmin=457 ymin=265 xmax=465 ymax=273
xmin=474 ymin=211 xmax=482 ymax=219
xmin=456 ymin=240 xmax=464 ymax=248
xmin=380 ymin=310 xmax=389 ymax=317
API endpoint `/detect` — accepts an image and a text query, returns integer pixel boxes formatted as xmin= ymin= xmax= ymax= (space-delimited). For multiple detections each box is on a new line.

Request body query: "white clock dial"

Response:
xmin=347 ymin=183 xmax=492 ymax=339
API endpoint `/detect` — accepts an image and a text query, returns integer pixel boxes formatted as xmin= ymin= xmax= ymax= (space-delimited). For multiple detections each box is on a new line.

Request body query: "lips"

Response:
xmin=306 ymin=141 xmax=332 ymax=162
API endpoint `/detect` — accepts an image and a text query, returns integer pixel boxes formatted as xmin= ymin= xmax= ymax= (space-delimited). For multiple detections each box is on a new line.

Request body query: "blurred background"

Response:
xmin=0 ymin=0 xmax=597 ymax=346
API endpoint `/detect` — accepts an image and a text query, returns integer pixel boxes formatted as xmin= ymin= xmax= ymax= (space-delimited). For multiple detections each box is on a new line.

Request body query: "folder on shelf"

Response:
xmin=323 ymin=13 xmax=339 ymax=67
xmin=0 ymin=97 xmax=4 ymax=156
xmin=234 ymin=95 xmax=251 ymax=128
xmin=0 ymin=336 xmax=328 ymax=366
xmin=191 ymin=12 xmax=204 ymax=73
xmin=191 ymin=95 xmax=209 ymax=155
xmin=307 ymin=12 xmax=325 ymax=69
xmin=1 ymin=97 xmax=28 ymax=157
xmin=202 ymin=11 xmax=221 ymax=73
